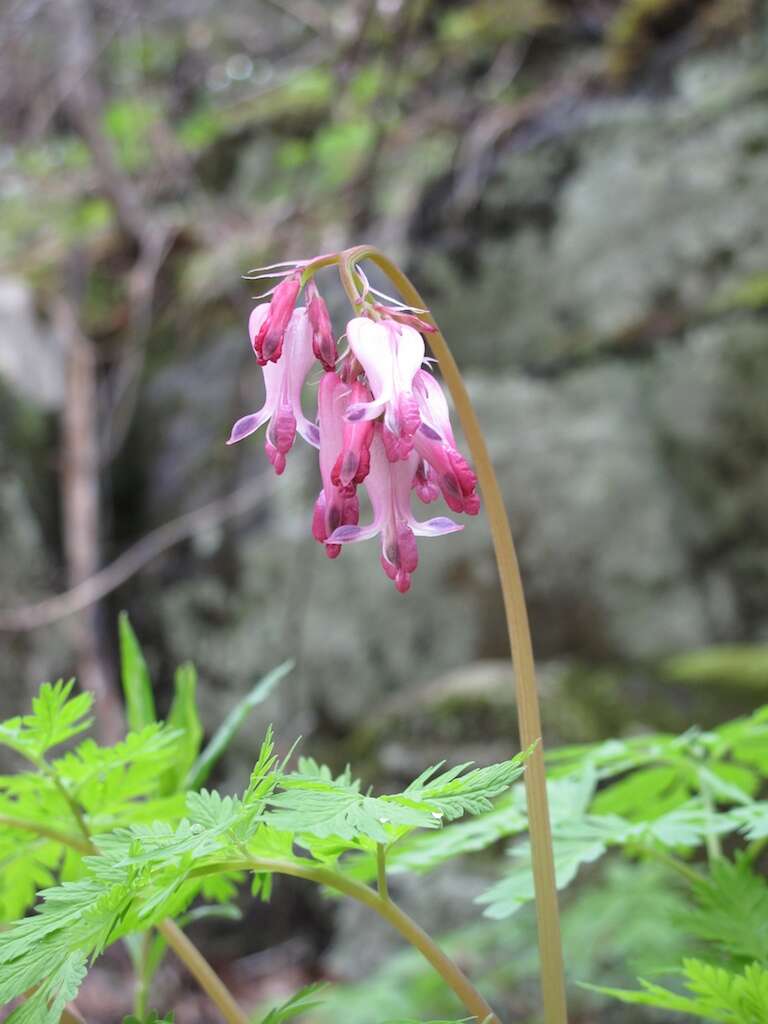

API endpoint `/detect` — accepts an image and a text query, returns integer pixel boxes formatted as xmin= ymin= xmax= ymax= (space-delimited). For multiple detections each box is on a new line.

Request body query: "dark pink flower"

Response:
xmin=307 ymin=281 xmax=338 ymax=372
xmin=312 ymin=372 xmax=361 ymax=558
xmin=344 ymin=317 xmax=424 ymax=462
xmin=331 ymin=379 xmax=374 ymax=492
xmin=327 ymin=429 xmax=462 ymax=592
xmin=252 ymin=277 xmax=301 ymax=364
xmin=413 ymin=370 xmax=480 ymax=515
xmin=227 ymin=306 xmax=319 ymax=475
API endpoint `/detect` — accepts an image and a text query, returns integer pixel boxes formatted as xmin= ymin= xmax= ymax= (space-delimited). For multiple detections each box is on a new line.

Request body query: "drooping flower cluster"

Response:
xmin=228 ymin=263 xmax=480 ymax=592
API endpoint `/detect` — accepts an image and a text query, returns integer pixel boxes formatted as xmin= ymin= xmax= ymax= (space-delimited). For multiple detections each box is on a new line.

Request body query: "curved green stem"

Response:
xmin=192 ymin=858 xmax=498 ymax=1024
xmin=0 ymin=814 xmax=92 ymax=855
xmin=339 ymin=246 xmax=568 ymax=1024
xmin=157 ymin=919 xmax=248 ymax=1024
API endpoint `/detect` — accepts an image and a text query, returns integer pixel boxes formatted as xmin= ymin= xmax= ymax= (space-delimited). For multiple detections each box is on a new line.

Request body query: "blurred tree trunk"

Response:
xmin=57 ymin=297 xmax=123 ymax=744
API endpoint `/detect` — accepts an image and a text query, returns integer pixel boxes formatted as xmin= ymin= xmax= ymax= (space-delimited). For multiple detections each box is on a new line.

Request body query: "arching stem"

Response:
xmin=338 ymin=247 xmax=568 ymax=1024
xmin=192 ymin=858 xmax=499 ymax=1024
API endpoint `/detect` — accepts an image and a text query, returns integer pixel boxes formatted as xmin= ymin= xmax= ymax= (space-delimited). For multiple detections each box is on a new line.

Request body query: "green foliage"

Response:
xmin=4 ymin=653 xmax=768 ymax=1023
xmin=593 ymin=959 xmax=768 ymax=1022
xmin=103 ymin=98 xmax=162 ymax=172
xmin=662 ymin=645 xmax=768 ymax=690
xmin=683 ymin=857 xmax=768 ymax=966
xmin=0 ymin=679 xmax=92 ymax=763
xmin=0 ymin=672 xmax=526 ymax=1018
xmin=258 ymin=982 xmax=327 ymax=1023
xmin=592 ymin=849 xmax=768 ymax=1021
xmin=120 ymin=612 xmax=157 ymax=732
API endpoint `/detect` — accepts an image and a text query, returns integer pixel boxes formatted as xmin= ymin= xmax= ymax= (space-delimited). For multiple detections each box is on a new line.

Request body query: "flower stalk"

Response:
xmin=339 ymin=246 xmax=568 ymax=1024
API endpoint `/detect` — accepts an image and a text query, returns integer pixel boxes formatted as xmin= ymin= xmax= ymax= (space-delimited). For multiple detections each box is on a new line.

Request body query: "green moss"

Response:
xmin=661 ymin=645 xmax=768 ymax=689
xmin=713 ymin=272 xmax=768 ymax=312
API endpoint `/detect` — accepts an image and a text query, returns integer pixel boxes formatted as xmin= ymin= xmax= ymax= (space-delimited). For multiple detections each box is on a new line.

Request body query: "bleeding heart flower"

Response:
xmin=344 ymin=317 xmax=424 ymax=462
xmin=227 ymin=306 xmax=319 ymax=475
xmin=252 ymin=277 xmax=301 ymax=364
xmin=327 ymin=428 xmax=462 ymax=592
xmin=413 ymin=370 xmax=480 ymax=515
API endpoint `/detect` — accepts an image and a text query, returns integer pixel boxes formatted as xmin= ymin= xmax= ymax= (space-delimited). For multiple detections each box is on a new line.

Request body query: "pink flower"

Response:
xmin=344 ymin=317 xmax=424 ymax=462
xmin=307 ymin=281 xmax=338 ymax=372
xmin=412 ymin=458 xmax=441 ymax=505
xmin=331 ymin=379 xmax=374 ymax=492
xmin=327 ymin=429 xmax=462 ymax=592
xmin=252 ymin=277 xmax=301 ymax=364
xmin=413 ymin=370 xmax=480 ymax=515
xmin=312 ymin=372 xmax=361 ymax=558
xmin=227 ymin=306 xmax=320 ymax=475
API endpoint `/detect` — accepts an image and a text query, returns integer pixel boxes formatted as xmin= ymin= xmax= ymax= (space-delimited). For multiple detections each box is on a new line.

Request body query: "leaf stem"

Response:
xmin=0 ymin=814 xmax=92 ymax=855
xmin=192 ymin=857 xmax=498 ymax=1023
xmin=651 ymin=849 xmax=702 ymax=886
xmin=744 ymin=836 xmax=768 ymax=867
xmin=338 ymin=245 xmax=567 ymax=1024
xmin=157 ymin=919 xmax=249 ymax=1024
xmin=698 ymin=775 xmax=722 ymax=863
xmin=134 ymin=930 xmax=153 ymax=1019
xmin=376 ymin=843 xmax=389 ymax=901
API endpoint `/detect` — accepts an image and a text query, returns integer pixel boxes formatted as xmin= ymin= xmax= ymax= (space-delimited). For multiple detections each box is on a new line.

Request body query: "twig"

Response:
xmin=0 ymin=474 xmax=274 ymax=632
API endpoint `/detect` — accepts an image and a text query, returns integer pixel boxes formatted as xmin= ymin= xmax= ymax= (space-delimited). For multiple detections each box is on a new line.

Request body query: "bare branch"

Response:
xmin=0 ymin=474 xmax=275 ymax=632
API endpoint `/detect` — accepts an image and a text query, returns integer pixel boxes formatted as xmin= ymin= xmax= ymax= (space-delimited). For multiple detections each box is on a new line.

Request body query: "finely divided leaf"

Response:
xmin=0 ymin=681 xmax=93 ymax=762
xmin=401 ymin=750 xmax=530 ymax=821
xmin=684 ymin=856 xmax=768 ymax=964
xmin=119 ymin=613 xmax=156 ymax=732
xmin=590 ymin=958 xmax=768 ymax=1022
xmin=163 ymin=662 xmax=203 ymax=793
xmin=266 ymin=786 xmax=435 ymax=844
xmin=259 ymin=982 xmax=327 ymax=1023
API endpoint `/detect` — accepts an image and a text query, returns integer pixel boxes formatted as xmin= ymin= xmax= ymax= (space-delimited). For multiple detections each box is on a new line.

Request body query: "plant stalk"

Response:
xmin=157 ymin=919 xmax=249 ymax=1024
xmin=338 ymin=246 xmax=568 ymax=1024
xmin=376 ymin=842 xmax=389 ymax=900
xmin=0 ymin=814 xmax=93 ymax=855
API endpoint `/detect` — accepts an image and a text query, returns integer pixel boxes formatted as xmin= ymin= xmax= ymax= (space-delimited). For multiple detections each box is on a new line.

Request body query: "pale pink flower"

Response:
xmin=312 ymin=372 xmax=361 ymax=558
xmin=252 ymin=277 xmax=301 ymax=364
xmin=327 ymin=429 xmax=462 ymax=592
xmin=344 ymin=317 xmax=424 ymax=462
xmin=227 ymin=306 xmax=319 ymax=475
xmin=413 ymin=370 xmax=480 ymax=515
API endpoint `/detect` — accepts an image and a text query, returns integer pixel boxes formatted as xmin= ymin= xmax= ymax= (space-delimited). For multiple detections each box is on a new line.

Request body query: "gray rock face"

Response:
xmin=0 ymin=277 xmax=63 ymax=409
xmin=419 ymin=53 xmax=768 ymax=372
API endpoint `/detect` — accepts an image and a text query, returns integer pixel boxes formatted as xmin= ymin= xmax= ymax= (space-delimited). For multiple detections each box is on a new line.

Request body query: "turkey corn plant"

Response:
xmin=0 ymin=620 xmax=525 ymax=1024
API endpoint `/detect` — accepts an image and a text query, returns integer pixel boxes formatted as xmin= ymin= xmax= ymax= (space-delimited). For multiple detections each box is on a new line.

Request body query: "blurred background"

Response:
xmin=1 ymin=0 xmax=767 ymax=1020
